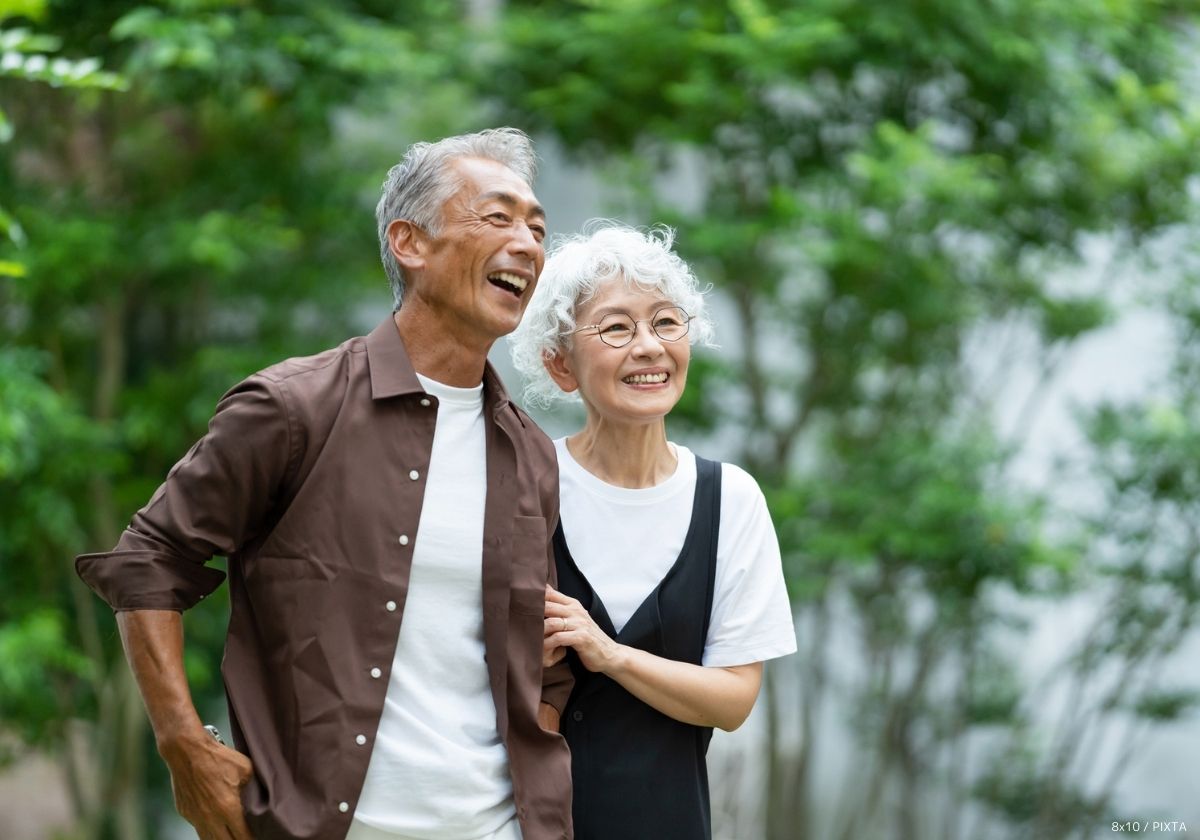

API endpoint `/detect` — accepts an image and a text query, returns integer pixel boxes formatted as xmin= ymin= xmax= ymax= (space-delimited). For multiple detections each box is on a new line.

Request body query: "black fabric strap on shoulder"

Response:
xmin=693 ymin=455 xmax=722 ymax=641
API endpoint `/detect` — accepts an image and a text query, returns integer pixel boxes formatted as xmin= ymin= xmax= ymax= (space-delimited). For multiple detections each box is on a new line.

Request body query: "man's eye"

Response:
xmin=530 ymin=225 xmax=547 ymax=241
xmin=488 ymin=212 xmax=511 ymax=223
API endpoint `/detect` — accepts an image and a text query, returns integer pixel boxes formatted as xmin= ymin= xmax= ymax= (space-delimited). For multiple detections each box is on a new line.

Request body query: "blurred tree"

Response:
xmin=0 ymin=1 xmax=479 ymax=837
xmin=483 ymin=1 xmax=1200 ymax=837
xmin=4 ymin=1 xmax=1199 ymax=838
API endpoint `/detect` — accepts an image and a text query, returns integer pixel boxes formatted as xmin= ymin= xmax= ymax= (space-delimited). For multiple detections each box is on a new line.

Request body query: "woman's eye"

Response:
xmin=602 ymin=323 xmax=631 ymax=335
xmin=655 ymin=317 xmax=682 ymax=328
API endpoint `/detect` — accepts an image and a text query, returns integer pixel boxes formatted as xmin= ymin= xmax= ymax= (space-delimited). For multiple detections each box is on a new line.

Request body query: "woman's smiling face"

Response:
xmin=547 ymin=279 xmax=691 ymax=426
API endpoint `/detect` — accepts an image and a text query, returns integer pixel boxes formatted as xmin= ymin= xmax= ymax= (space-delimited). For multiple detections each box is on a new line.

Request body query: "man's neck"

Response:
xmin=392 ymin=307 xmax=492 ymax=388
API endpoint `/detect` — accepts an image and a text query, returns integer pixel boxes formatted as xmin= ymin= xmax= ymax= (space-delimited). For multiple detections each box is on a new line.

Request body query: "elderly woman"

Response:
xmin=509 ymin=223 xmax=796 ymax=840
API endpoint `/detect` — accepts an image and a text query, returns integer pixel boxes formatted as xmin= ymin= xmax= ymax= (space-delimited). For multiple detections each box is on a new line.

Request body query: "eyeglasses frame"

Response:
xmin=570 ymin=306 xmax=693 ymax=348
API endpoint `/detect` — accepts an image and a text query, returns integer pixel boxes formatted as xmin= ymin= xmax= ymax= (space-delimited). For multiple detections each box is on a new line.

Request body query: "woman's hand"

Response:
xmin=542 ymin=585 xmax=567 ymax=668
xmin=543 ymin=585 xmax=624 ymax=673
xmin=541 ymin=587 xmax=764 ymax=731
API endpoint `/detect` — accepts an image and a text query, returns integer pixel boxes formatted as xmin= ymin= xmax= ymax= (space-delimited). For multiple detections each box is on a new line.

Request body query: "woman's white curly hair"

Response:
xmin=509 ymin=220 xmax=715 ymax=408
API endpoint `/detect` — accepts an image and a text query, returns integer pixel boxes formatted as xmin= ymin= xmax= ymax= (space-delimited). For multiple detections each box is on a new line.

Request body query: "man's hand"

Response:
xmin=161 ymin=728 xmax=254 ymax=840
xmin=116 ymin=610 xmax=254 ymax=839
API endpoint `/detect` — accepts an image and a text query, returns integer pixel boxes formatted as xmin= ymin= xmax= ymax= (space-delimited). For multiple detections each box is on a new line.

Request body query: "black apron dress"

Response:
xmin=554 ymin=455 xmax=722 ymax=840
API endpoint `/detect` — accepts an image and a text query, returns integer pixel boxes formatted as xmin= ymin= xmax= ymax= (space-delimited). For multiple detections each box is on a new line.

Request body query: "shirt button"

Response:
xmin=420 ymin=398 xmax=431 ymax=407
xmin=385 ymin=600 xmax=397 ymax=612
xmin=370 ymin=667 xmax=382 ymax=679
xmin=355 ymin=734 xmax=367 ymax=746
xmin=409 ymin=469 xmax=420 ymax=480
xmin=338 ymin=802 xmax=349 ymax=813
xmin=398 ymin=535 xmax=409 ymax=546
xmin=572 ymin=710 xmax=584 ymax=722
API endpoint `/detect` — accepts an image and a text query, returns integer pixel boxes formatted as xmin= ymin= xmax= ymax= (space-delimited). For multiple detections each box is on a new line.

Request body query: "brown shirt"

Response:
xmin=76 ymin=318 xmax=573 ymax=840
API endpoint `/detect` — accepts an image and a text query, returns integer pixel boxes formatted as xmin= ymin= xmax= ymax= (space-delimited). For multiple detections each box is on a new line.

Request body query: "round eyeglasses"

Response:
xmin=571 ymin=306 xmax=692 ymax=348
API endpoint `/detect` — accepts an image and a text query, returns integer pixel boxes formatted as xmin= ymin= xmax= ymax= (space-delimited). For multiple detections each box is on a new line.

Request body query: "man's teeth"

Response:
xmin=488 ymin=272 xmax=528 ymax=293
xmin=623 ymin=373 xmax=669 ymax=384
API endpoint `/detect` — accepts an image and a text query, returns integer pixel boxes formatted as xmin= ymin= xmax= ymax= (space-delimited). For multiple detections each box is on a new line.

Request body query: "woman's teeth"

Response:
xmin=623 ymin=373 xmax=668 ymax=384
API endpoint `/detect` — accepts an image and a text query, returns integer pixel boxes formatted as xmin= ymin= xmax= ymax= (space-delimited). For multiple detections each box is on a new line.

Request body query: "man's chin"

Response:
xmin=473 ymin=315 xmax=523 ymax=345
xmin=487 ymin=306 xmax=527 ymax=338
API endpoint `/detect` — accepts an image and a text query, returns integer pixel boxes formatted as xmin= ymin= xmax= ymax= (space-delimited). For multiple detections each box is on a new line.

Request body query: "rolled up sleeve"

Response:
xmin=76 ymin=374 xmax=297 ymax=612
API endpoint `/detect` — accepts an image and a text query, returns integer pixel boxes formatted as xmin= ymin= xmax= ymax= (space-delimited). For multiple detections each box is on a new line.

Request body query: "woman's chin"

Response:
xmin=609 ymin=398 xmax=679 ymax=424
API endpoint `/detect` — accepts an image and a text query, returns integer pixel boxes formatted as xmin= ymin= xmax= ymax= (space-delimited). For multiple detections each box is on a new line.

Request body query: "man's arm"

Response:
xmin=77 ymin=376 xmax=298 ymax=836
xmin=77 ymin=375 xmax=295 ymax=611
xmin=118 ymin=610 xmax=253 ymax=840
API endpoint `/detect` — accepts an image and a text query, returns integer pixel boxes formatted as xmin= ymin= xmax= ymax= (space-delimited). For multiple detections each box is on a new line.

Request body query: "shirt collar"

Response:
xmin=365 ymin=316 xmax=424 ymax=400
xmin=364 ymin=316 xmax=519 ymax=424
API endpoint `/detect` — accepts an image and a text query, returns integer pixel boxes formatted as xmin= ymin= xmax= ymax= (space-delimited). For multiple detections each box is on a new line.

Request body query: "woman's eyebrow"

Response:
xmin=587 ymin=301 xmax=674 ymax=320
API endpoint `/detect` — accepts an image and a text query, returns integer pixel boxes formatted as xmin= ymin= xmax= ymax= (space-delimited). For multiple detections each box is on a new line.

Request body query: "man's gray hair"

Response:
xmin=509 ymin=221 xmax=716 ymax=409
xmin=376 ymin=127 xmax=538 ymax=310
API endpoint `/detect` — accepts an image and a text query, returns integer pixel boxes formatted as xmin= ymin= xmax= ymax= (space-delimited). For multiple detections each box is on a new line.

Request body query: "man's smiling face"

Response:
xmin=410 ymin=156 xmax=547 ymax=343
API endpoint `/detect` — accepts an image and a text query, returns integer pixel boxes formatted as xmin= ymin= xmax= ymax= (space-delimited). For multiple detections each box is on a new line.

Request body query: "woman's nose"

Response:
xmin=629 ymin=322 xmax=665 ymax=357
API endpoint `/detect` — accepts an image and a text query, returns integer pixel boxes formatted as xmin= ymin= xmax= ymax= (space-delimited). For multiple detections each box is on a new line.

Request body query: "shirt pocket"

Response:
xmin=509 ymin=515 xmax=548 ymax=615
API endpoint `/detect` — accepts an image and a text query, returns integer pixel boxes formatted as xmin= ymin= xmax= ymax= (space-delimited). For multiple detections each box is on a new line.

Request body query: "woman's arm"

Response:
xmin=544 ymin=587 xmax=762 ymax=731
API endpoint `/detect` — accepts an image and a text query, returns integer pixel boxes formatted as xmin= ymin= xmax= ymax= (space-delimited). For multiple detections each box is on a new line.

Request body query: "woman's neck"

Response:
xmin=566 ymin=417 xmax=676 ymax=489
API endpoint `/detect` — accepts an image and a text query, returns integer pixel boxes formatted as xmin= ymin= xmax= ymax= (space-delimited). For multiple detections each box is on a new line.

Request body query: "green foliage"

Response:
xmin=3 ymin=1 xmax=1199 ymax=837
xmin=974 ymin=740 xmax=1102 ymax=827
xmin=1132 ymin=689 xmax=1200 ymax=722
xmin=0 ymin=348 xmax=108 ymax=759
xmin=0 ymin=2 xmax=478 ymax=836
xmin=0 ymin=348 xmax=110 ymax=558
xmin=482 ymin=2 xmax=1200 ymax=837
xmin=0 ymin=610 xmax=93 ymax=758
xmin=0 ymin=13 xmax=126 ymax=264
xmin=779 ymin=425 xmax=1070 ymax=602
xmin=0 ymin=28 xmax=125 ymax=90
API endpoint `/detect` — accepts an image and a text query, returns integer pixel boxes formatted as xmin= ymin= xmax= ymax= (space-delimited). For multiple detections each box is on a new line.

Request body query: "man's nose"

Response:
xmin=507 ymin=220 xmax=542 ymax=260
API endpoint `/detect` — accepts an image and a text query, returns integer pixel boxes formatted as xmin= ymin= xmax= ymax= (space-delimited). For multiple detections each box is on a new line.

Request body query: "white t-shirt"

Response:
xmin=555 ymin=438 xmax=797 ymax=667
xmin=351 ymin=374 xmax=515 ymax=839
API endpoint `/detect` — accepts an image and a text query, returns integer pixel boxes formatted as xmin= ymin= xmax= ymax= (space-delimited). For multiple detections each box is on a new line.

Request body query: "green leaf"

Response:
xmin=1132 ymin=689 xmax=1200 ymax=722
xmin=0 ymin=0 xmax=47 ymax=23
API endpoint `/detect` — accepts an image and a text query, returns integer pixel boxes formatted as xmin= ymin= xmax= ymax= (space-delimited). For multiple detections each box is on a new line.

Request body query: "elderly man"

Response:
xmin=76 ymin=128 xmax=572 ymax=840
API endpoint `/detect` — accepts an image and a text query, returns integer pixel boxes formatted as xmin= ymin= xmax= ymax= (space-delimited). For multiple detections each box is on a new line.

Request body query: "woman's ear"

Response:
xmin=543 ymin=349 xmax=579 ymax=394
xmin=386 ymin=219 xmax=426 ymax=274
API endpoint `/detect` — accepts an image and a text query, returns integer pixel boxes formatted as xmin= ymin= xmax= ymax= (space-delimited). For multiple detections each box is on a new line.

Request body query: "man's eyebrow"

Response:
xmin=477 ymin=190 xmax=546 ymax=219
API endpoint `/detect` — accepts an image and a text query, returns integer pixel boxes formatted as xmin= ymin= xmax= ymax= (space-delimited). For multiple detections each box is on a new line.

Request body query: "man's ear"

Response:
xmin=543 ymin=349 xmax=579 ymax=394
xmin=386 ymin=219 xmax=426 ymax=274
